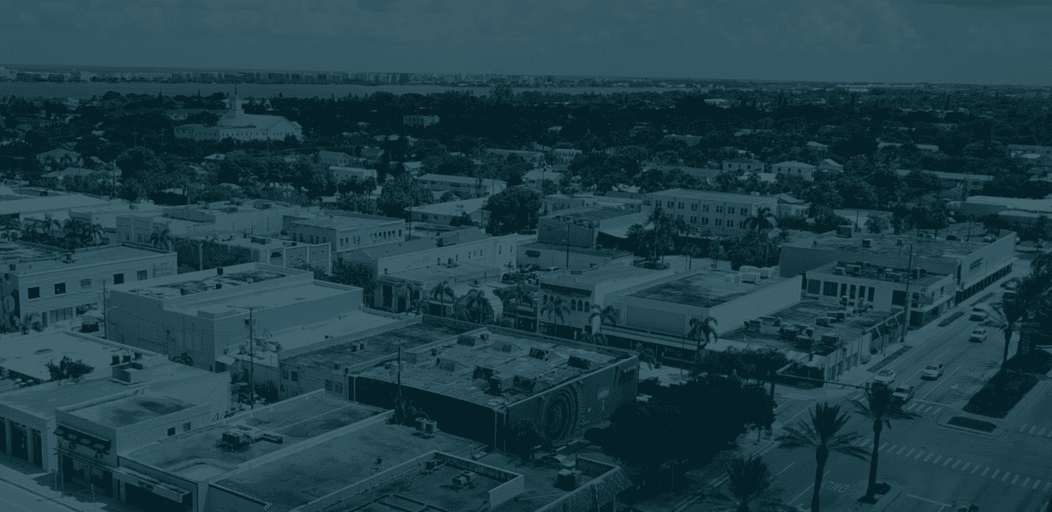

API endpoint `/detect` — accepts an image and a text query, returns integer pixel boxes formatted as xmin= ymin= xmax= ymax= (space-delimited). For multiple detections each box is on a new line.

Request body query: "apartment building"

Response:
xmin=644 ymin=189 xmax=778 ymax=235
xmin=722 ymin=158 xmax=765 ymax=173
xmin=771 ymin=161 xmax=818 ymax=181
xmin=417 ymin=173 xmax=507 ymax=196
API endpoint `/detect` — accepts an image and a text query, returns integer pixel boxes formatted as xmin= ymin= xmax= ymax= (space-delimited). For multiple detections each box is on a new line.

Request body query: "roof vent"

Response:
xmin=568 ymin=356 xmax=594 ymax=370
xmin=862 ymin=239 xmax=872 ymax=248
xmin=529 ymin=347 xmax=551 ymax=361
xmin=457 ymin=334 xmax=478 ymax=346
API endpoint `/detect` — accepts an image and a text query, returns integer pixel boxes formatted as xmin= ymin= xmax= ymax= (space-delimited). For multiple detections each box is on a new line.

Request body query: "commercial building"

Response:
xmin=174 ymin=92 xmax=302 ymax=141
xmin=817 ymin=159 xmax=843 ymax=173
xmin=0 ymin=194 xmax=111 ymax=223
xmin=183 ymin=233 xmax=332 ymax=274
xmin=0 ymin=331 xmax=226 ymax=474
xmin=350 ymin=326 xmax=639 ymax=447
xmin=283 ymin=212 xmax=406 ymax=262
xmin=1 ymin=243 xmax=176 ymax=329
xmin=417 ymin=173 xmax=508 ymax=196
xmin=403 ymin=114 xmax=440 ymax=128
xmin=957 ymin=195 xmax=1052 ymax=219
xmin=537 ymin=207 xmax=647 ymax=250
xmin=105 ymin=263 xmax=365 ymax=373
xmin=599 ymin=267 xmax=803 ymax=365
xmin=543 ymin=193 xmax=599 ymax=213
xmin=644 ymin=189 xmax=779 ymax=235
xmin=69 ymin=201 xmax=164 ymax=235
xmin=1008 ymin=144 xmax=1052 ymax=158
xmin=804 ymin=260 xmax=956 ymax=326
xmin=771 ymin=161 xmax=818 ymax=181
xmin=722 ymin=158 xmax=765 ymax=173
xmin=643 ymin=164 xmax=722 ymax=185
xmin=895 ymin=170 xmax=992 ymax=200
xmin=517 ymin=242 xmax=634 ymax=273
xmin=318 ymin=150 xmax=353 ymax=167
xmin=714 ymin=300 xmax=906 ymax=382
xmin=551 ymin=148 xmax=583 ymax=165
xmin=117 ymin=200 xmax=315 ymax=242
xmin=411 ymin=197 xmax=491 ymax=227
xmin=483 ymin=148 xmax=545 ymax=165
xmin=779 ymin=230 xmax=1017 ymax=304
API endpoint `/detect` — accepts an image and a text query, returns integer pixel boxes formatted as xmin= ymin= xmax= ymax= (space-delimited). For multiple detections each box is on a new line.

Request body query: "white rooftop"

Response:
xmin=0 ymin=331 xmax=142 ymax=382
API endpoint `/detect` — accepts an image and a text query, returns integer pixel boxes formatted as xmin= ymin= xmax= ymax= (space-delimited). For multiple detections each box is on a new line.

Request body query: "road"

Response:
xmin=688 ymin=266 xmax=1052 ymax=512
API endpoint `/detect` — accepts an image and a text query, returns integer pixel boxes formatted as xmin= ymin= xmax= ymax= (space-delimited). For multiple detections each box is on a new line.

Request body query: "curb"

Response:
xmin=0 ymin=474 xmax=84 ymax=512
xmin=871 ymin=486 xmax=905 ymax=512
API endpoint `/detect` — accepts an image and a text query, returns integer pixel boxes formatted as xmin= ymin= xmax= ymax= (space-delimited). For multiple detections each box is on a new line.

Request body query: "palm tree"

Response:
xmin=40 ymin=218 xmax=61 ymax=239
xmin=850 ymin=385 xmax=917 ymax=502
xmin=62 ymin=218 xmax=85 ymax=240
xmin=462 ymin=289 xmax=491 ymax=324
xmin=689 ymin=316 xmax=719 ymax=362
xmin=150 ymin=227 xmax=174 ymax=251
xmin=637 ymin=345 xmax=658 ymax=370
xmin=392 ymin=282 xmax=412 ymax=312
xmin=86 ymin=223 xmax=105 ymax=245
xmin=496 ymin=281 xmax=533 ymax=330
xmin=989 ymin=268 xmax=1052 ymax=370
xmin=540 ymin=295 xmax=570 ymax=337
xmin=777 ymin=402 xmax=869 ymax=512
xmin=744 ymin=206 xmax=777 ymax=234
xmin=684 ymin=242 xmax=701 ymax=270
xmin=430 ymin=281 xmax=455 ymax=318
xmin=703 ymin=452 xmax=782 ymax=512
xmin=589 ymin=304 xmax=618 ymax=335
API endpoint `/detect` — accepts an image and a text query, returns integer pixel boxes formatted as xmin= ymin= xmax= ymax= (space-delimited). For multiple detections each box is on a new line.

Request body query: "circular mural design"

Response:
xmin=543 ymin=388 xmax=578 ymax=441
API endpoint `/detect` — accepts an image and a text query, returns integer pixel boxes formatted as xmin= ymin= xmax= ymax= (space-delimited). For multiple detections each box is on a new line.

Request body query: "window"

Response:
xmin=666 ymin=201 xmax=674 ymax=208
xmin=677 ymin=214 xmax=683 ymax=220
xmin=113 ymin=274 xmax=124 ymax=285
xmin=167 ymin=427 xmax=176 ymax=436
xmin=619 ymin=368 xmax=636 ymax=384
xmin=182 ymin=422 xmax=192 ymax=432
xmin=869 ymin=287 xmax=875 ymax=301
xmin=823 ymin=281 xmax=838 ymax=296
xmin=702 ymin=218 xmax=709 ymax=225
xmin=691 ymin=204 xmax=698 ymax=211
xmin=702 ymin=204 xmax=710 ymax=212
xmin=137 ymin=270 xmax=148 ymax=281
xmin=584 ymin=301 xmax=589 ymax=311
xmin=334 ymin=382 xmax=344 ymax=394
xmin=28 ymin=287 xmax=40 ymax=299
xmin=690 ymin=216 xmax=697 ymax=223
xmin=282 ymin=369 xmax=290 ymax=380
xmin=715 ymin=205 xmax=723 ymax=213
xmin=80 ymin=278 xmax=92 ymax=290
xmin=54 ymin=283 xmax=66 ymax=295
xmin=840 ymin=283 xmax=848 ymax=296
xmin=715 ymin=219 xmax=722 ymax=227
xmin=807 ymin=280 xmax=822 ymax=295
xmin=291 ymin=371 xmax=299 ymax=382
xmin=678 ymin=202 xmax=684 ymax=209
xmin=728 ymin=207 xmax=735 ymax=215
xmin=325 ymin=379 xmax=333 ymax=391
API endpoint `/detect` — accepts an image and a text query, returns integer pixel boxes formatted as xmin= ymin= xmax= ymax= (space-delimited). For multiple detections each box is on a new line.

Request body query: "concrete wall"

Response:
xmin=116 ymin=404 xmax=212 ymax=456
xmin=379 ymin=236 xmax=519 ymax=276
xmin=518 ymin=245 xmax=632 ymax=272
xmin=205 ymin=484 xmax=270 ymax=512
xmin=957 ymin=232 xmax=1016 ymax=289
xmin=708 ymin=276 xmax=803 ymax=335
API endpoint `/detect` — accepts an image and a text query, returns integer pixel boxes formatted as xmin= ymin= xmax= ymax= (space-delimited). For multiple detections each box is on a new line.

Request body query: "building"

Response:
xmin=522 ymin=169 xmax=563 ymax=190
xmin=551 ymin=148 xmax=582 ymax=165
xmin=644 ymin=189 xmax=779 ymax=236
xmin=517 ymin=242 xmax=634 ymax=273
xmin=598 ymin=267 xmax=802 ymax=364
xmin=0 ymin=194 xmax=112 ymax=223
xmin=543 ymin=193 xmax=599 ymax=213
xmin=777 ymin=193 xmax=811 ymax=218
xmin=165 ymin=109 xmax=222 ymax=122
xmin=895 ymin=170 xmax=992 ymax=199
xmin=714 ymin=299 xmax=906 ymax=382
xmin=403 ymin=114 xmax=440 ymax=128
xmin=68 ymin=201 xmax=164 ymax=235
xmin=817 ymin=159 xmax=843 ymax=173
xmin=806 ymin=141 xmax=829 ymax=151
xmin=35 ymin=148 xmax=82 ymax=168
xmin=915 ymin=144 xmax=940 ymax=153
xmin=42 ymin=166 xmax=101 ymax=182
xmin=411 ymin=197 xmax=491 ymax=227
xmin=184 ymin=232 xmax=332 ymax=274
xmin=722 ymin=158 xmax=765 ymax=173
xmin=0 ymin=332 xmax=225 ymax=474
xmin=643 ymin=165 xmax=722 ymax=185
xmin=318 ymin=150 xmax=353 ymax=167
xmin=417 ymin=174 xmax=508 ymax=196
xmin=174 ymin=91 xmax=302 ymax=141
xmin=483 ymin=148 xmax=545 ymax=165
xmin=805 ymin=260 xmax=956 ymax=327
xmin=779 ymin=230 xmax=1017 ymax=304
xmin=116 ymin=200 xmax=315 ymax=243
xmin=350 ymin=326 xmax=639 ymax=446
xmin=771 ymin=161 xmax=818 ymax=181
xmin=329 ymin=166 xmax=377 ymax=182
xmin=1008 ymin=144 xmax=1052 ymax=158
xmin=105 ymin=263 xmax=366 ymax=373
xmin=537 ymin=206 xmax=647 ymax=250
xmin=1 ymin=243 xmax=176 ymax=329
xmin=283 ymin=212 xmax=406 ymax=262
xmin=595 ymin=191 xmax=646 ymax=212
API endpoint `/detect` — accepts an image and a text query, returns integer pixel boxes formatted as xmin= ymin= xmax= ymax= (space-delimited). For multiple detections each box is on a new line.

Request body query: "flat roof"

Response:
xmin=213 ymin=422 xmax=477 ymax=512
xmin=269 ymin=311 xmax=400 ymax=352
xmin=183 ymin=282 xmax=352 ymax=315
xmin=284 ymin=324 xmax=471 ymax=372
xmin=522 ymin=241 xmax=633 ymax=258
xmin=626 ymin=268 xmax=787 ymax=307
xmin=10 ymin=245 xmax=168 ymax=274
xmin=783 ymin=230 xmax=1003 ymax=261
xmin=541 ymin=265 xmax=665 ymax=289
xmin=388 ymin=262 xmax=501 ymax=284
xmin=353 ymin=331 xmax=623 ymax=408
xmin=411 ymin=197 xmax=489 ymax=216
xmin=810 ymin=260 xmax=948 ymax=288
xmin=0 ymin=241 xmax=58 ymax=262
xmin=289 ymin=214 xmax=403 ymax=230
xmin=646 ymin=188 xmax=777 ymax=204
xmin=360 ymin=229 xmax=492 ymax=258
xmin=546 ymin=206 xmax=638 ymax=222
xmin=67 ymin=393 xmax=196 ymax=429
xmin=125 ymin=394 xmax=382 ymax=479
xmin=418 ymin=173 xmax=506 ymax=186
xmin=0 ymin=332 xmax=137 ymax=382
xmin=0 ymin=194 xmax=110 ymax=215
xmin=115 ymin=263 xmax=293 ymax=300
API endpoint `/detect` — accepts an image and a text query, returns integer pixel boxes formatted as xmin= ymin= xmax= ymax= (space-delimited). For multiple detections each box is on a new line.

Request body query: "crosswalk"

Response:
xmin=901 ymin=401 xmax=943 ymax=415
xmin=854 ymin=437 xmax=1051 ymax=492
xmin=1015 ymin=423 xmax=1052 ymax=438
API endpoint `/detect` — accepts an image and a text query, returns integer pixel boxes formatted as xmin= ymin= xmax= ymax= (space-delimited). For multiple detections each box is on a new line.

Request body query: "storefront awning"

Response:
xmin=112 ymin=467 xmax=190 ymax=503
xmin=53 ymin=427 xmax=111 ymax=453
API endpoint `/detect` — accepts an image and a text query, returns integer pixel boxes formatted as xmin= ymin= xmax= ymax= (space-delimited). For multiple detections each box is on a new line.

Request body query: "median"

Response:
xmin=962 ymin=369 xmax=1038 ymax=418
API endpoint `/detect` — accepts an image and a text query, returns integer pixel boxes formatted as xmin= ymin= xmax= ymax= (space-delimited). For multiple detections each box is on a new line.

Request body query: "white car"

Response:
xmin=922 ymin=362 xmax=945 ymax=380
xmin=969 ymin=307 xmax=988 ymax=321
xmin=873 ymin=369 xmax=896 ymax=386
xmin=970 ymin=328 xmax=987 ymax=343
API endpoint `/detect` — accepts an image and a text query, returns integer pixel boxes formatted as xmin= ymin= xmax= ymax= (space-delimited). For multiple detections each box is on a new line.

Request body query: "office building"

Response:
xmin=771 ymin=161 xmax=818 ymax=181
xmin=283 ymin=212 xmax=406 ymax=262
xmin=805 ymin=260 xmax=956 ymax=327
xmin=644 ymin=189 xmax=779 ymax=235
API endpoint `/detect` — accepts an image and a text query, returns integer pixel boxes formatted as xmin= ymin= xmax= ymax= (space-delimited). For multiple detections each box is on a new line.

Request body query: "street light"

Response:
xmin=900 ymin=243 xmax=914 ymax=345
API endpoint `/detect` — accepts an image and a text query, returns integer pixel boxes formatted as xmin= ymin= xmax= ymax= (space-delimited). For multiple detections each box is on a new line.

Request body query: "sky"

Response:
xmin=1 ymin=0 xmax=1051 ymax=86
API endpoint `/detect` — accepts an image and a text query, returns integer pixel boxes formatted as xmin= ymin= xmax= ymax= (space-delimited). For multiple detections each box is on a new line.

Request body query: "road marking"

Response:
xmin=1003 ymin=472 xmax=1012 ymax=482
xmin=914 ymin=450 xmax=925 ymax=460
xmin=1019 ymin=424 xmax=1028 ymax=432
xmin=887 ymin=444 xmax=898 ymax=453
xmin=1045 ymin=482 xmax=1051 ymax=492
xmin=863 ymin=439 xmax=874 ymax=449
xmin=789 ymin=471 xmax=830 ymax=508
xmin=952 ymin=460 xmax=962 ymax=469
xmin=879 ymin=443 xmax=888 ymax=451
xmin=924 ymin=453 xmax=935 ymax=462
xmin=943 ymin=457 xmax=954 ymax=466
xmin=1039 ymin=427 xmax=1047 ymax=436
xmin=1023 ymin=477 xmax=1031 ymax=487
xmin=932 ymin=455 xmax=943 ymax=464
xmin=907 ymin=494 xmax=951 ymax=508
xmin=1033 ymin=480 xmax=1042 ymax=490
xmin=931 ymin=408 xmax=941 ymax=415
xmin=906 ymin=402 xmax=919 ymax=411
xmin=971 ymin=465 xmax=981 ymax=474
xmin=905 ymin=448 xmax=915 ymax=458
xmin=774 ymin=462 xmax=796 ymax=478
xmin=1031 ymin=426 xmax=1038 ymax=434
xmin=1012 ymin=474 xmax=1020 ymax=484
xmin=981 ymin=466 xmax=990 ymax=476
xmin=1047 ymin=430 xmax=1052 ymax=438
xmin=992 ymin=469 xmax=1000 ymax=479
xmin=896 ymin=446 xmax=906 ymax=455
xmin=923 ymin=405 xmax=933 ymax=413
xmin=960 ymin=462 xmax=971 ymax=471
xmin=921 ymin=365 xmax=963 ymax=400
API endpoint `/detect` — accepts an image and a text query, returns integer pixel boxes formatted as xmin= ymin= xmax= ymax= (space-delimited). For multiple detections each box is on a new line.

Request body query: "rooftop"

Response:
xmin=783 ymin=230 xmax=1007 ymax=262
xmin=288 ymin=213 xmax=403 ymax=230
xmin=353 ymin=331 xmax=624 ymax=408
xmin=0 ymin=331 xmax=140 ymax=382
xmin=545 ymin=206 xmax=639 ymax=223
xmin=412 ymin=197 xmax=489 ymax=216
xmin=116 ymin=264 xmax=293 ymax=300
xmin=773 ymin=161 xmax=817 ymax=168
xmin=418 ymin=173 xmax=507 ymax=186
xmin=213 ymin=422 xmax=477 ymax=512
xmin=0 ymin=241 xmax=58 ymax=262
xmin=359 ymin=228 xmax=492 ymax=259
xmin=646 ymin=188 xmax=777 ymax=204
xmin=0 ymin=194 xmax=110 ymax=215
xmin=388 ymin=262 xmax=502 ymax=284
xmin=67 ymin=393 xmax=196 ymax=429
xmin=625 ymin=267 xmax=786 ymax=307
xmin=125 ymin=394 xmax=383 ymax=479
xmin=8 ymin=245 xmax=168 ymax=274
xmin=809 ymin=260 xmax=949 ymax=288
xmin=521 ymin=241 xmax=633 ymax=259
xmin=268 ymin=311 xmax=400 ymax=353
xmin=541 ymin=265 xmax=666 ymax=289
xmin=284 ymin=323 xmax=471 ymax=372
xmin=181 ymin=282 xmax=352 ymax=316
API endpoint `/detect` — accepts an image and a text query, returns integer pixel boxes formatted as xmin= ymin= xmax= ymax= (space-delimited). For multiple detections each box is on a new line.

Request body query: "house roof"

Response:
xmin=0 ymin=194 xmax=111 ymax=215
xmin=773 ymin=161 xmax=816 ymax=169
xmin=412 ymin=197 xmax=489 ymax=216
xmin=36 ymin=148 xmax=81 ymax=159
xmin=216 ymin=114 xmax=299 ymax=130
xmin=418 ymin=174 xmax=507 ymax=187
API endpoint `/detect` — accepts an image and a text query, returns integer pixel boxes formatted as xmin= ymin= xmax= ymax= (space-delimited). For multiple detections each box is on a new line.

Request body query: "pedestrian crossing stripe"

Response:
xmin=982 ymin=467 xmax=990 ymax=476
xmin=932 ymin=455 xmax=943 ymax=464
xmin=881 ymin=445 xmax=1047 ymax=488
xmin=914 ymin=450 xmax=925 ymax=460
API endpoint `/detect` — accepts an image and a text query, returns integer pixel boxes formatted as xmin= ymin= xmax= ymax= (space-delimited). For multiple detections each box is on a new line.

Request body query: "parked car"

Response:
xmin=970 ymin=328 xmax=988 ymax=343
xmin=969 ymin=306 xmax=988 ymax=321
xmin=892 ymin=384 xmax=915 ymax=403
xmin=922 ymin=362 xmax=945 ymax=380
xmin=873 ymin=369 xmax=896 ymax=386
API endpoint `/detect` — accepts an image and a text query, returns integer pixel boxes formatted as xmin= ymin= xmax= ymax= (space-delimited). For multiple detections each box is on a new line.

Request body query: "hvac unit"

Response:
xmin=424 ymin=420 xmax=438 ymax=435
xmin=488 ymin=375 xmax=515 ymax=394
xmin=473 ymin=366 xmax=496 ymax=380
xmin=757 ymin=267 xmax=773 ymax=279
xmin=568 ymin=356 xmax=594 ymax=370
xmin=845 ymin=265 xmax=861 ymax=275
xmin=457 ymin=334 xmax=479 ymax=346
xmin=821 ymin=334 xmax=840 ymax=345
xmin=833 ymin=267 xmax=845 ymax=276
xmin=834 ymin=311 xmax=847 ymax=322
xmin=557 ymin=469 xmax=582 ymax=490
xmin=724 ymin=273 xmax=741 ymax=283
xmin=416 ymin=417 xmax=428 ymax=432
xmin=815 ymin=317 xmax=831 ymax=327
xmin=862 ymin=239 xmax=873 ymax=248
xmin=740 ymin=273 xmax=759 ymax=283
xmin=452 ymin=470 xmax=474 ymax=487
xmin=740 ymin=265 xmax=759 ymax=273
xmin=529 ymin=347 xmax=551 ymax=361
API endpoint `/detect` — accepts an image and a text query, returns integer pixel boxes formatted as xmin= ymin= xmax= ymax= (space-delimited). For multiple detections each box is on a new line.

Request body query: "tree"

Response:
xmin=541 ymin=295 xmax=570 ymax=336
xmin=589 ymin=304 xmax=619 ymax=335
xmin=377 ymin=172 xmax=431 ymax=219
xmin=777 ymin=402 xmax=868 ymax=512
xmin=865 ymin=214 xmax=890 ymax=234
xmin=850 ymin=385 xmax=917 ymax=502
xmin=495 ymin=279 xmax=533 ymax=330
xmin=744 ymin=206 xmax=777 ymax=234
xmin=684 ymin=242 xmax=701 ymax=270
xmin=448 ymin=211 xmax=476 ymax=228
xmin=726 ymin=232 xmax=781 ymax=270
xmin=484 ymin=187 xmax=542 ymax=235
xmin=703 ymin=452 xmax=783 ymax=512
xmin=989 ymin=267 xmax=1052 ymax=369
xmin=689 ymin=316 xmax=719 ymax=362
xmin=46 ymin=356 xmax=95 ymax=381
xmin=149 ymin=227 xmax=173 ymax=251
xmin=430 ymin=281 xmax=456 ymax=318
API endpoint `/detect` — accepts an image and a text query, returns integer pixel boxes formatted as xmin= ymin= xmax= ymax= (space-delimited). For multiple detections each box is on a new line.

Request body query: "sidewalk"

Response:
xmin=0 ymin=453 xmax=140 ymax=512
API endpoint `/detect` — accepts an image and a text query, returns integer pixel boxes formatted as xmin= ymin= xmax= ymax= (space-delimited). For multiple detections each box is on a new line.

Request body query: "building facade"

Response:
xmin=805 ymin=260 xmax=957 ymax=326
xmin=722 ymin=158 xmax=765 ymax=173
xmin=771 ymin=161 xmax=818 ymax=181
xmin=417 ymin=174 xmax=508 ymax=196
xmin=283 ymin=212 xmax=405 ymax=261
xmin=644 ymin=189 xmax=779 ymax=236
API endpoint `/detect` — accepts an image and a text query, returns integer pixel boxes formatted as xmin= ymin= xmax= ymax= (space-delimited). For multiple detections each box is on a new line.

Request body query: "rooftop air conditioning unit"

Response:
xmin=424 ymin=420 xmax=438 ymax=435
xmin=568 ymin=356 xmax=594 ymax=370
xmin=457 ymin=334 xmax=479 ymax=346
xmin=821 ymin=334 xmax=840 ymax=345
xmin=740 ymin=265 xmax=759 ymax=273
xmin=488 ymin=374 xmax=515 ymax=394
xmin=529 ymin=347 xmax=551 ymax=361
xmin=834 ymin=311 xmax=847 ymax=322
xmin=862 ymin=239 xmax=873 ymax=248
xmin=473 ymin=366 xmax=496 ymax=380
xmin=557 ymin=469 xmax=582 ymax=490
xmin=846 ymin=265 xmax=861 ymax=275
xmin=815 ymin=317 xmax=831 ymax=327
xmin=724 ymin=274 xmax=741 ymax=283
xmin=804 ymin=327 xmax=815 ymax=337
xmin=757 ymin=268 xmax=773 ymax=279
xmin=833 ymin=267 xmax=845 ymax=276
xmin=741 ymin=273 xmax=758 ymax=283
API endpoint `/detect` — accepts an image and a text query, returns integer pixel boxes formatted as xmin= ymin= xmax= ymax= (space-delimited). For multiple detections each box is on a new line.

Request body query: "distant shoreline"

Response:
xmin=0 ymin=82 xmax=694 ymax=99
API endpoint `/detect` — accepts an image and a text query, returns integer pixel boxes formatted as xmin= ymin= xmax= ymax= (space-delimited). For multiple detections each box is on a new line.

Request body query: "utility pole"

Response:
xmin=901 ymin=244 xmax=914 ymax=345
xmin=565 ymin=221 xmax=571 ymax=270
xmin=247 ymin=307 xmax=257 ymax=409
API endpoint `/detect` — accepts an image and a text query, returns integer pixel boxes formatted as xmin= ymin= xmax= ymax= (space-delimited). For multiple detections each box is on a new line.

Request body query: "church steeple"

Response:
xmin=230 ymin=86 xmax=244 ymax=117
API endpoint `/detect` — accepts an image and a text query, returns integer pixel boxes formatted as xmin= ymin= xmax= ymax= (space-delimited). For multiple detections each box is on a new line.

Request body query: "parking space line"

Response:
xmin=960 ymin=462 xmax=971 ymax=471
xmin=879 ymin=443 xmax=888 ymax=451
xmin=1046 ymin=430 xmax=1052 ymax=438
xmin=914 ymin=450 xmax=925 ymax=460
xmin=932 ymin=455 xmax=943 ymax=464
xmin=923 ymin=405 xmax=933 ymax=413
xmin=1044 ymin=482 xmax=1050 ymax=492
xmin=905 ymin=448 xmax=916 ymax=458
xmin=1020 ymin=424 xmax=1028 ymax=432
xmin=789 ymin=471 xmax=830 ymax=508
xmin=1039 ymin=427 xmax=1047 ymax=436
xmin=924 ymin=453 xmax=935 ymax=462
xmin=1030 ymin=426 xmax=1038 ymax=434
xmin=863 ymin=439 xmax=873 ymax=449
xmin=931 ymin=408 xmax=941 ymax=415
xmin=1003 ymin=472 xmax=1012 ymax=482
xmin=952 ymin=460 xmax=962 ymax=469
xmin=1012 ymin=474 xmax=1020 ymax=484
xmin=943 ymin=458 xmax=954 ymax=466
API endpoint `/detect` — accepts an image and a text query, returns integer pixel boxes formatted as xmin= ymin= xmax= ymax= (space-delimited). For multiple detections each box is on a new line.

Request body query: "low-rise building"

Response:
xmin=771 ymin=161 xmax=818 ymax=181
xmin=1 ymin=243 xmax=176 ymax=329
xmin=543 ymin=193 xmax=599 ymax=213
xmin=283 ymin=211 xmax=405 ymax=262
xmin=551 ymin=148 xmax=582 ymax=165
xmin=0 ymin=194 xmax=111 ymax=223
xmin=817 ymin=159 xmax=843 ymax=173
xmin=895 ymin=170 xmax=992 ymax=199
xmin=804 ymin=260 xmax=956 ymax=326
xmin=35 ymin=148 xmax=82 ymax=168
xmin=328 ymin=165 xmax=377 ymax=182
xmin=411 ymin=197 xmax=490 ymax=227
xmin=644 ymin=189 xmax=779 ymax=236
xmin=517 ymin=242 xmax=634 ymax=272
xmin=722 ymin=158 xmax=765 ymax=173
xmin=417 ymin=173 xmax=508 ymax=196
xmin=318 ymin=150 xmax=353 ymax=167
xmin=522 ymin=169 xmax=563 ymax=190
xmin=538 ymin=206 xmax=648 ymax=250
xmin=116 ymin=200 xmax=315 ymax=243
xmin=105 ymin=263 xmax=366 ymax=373
xmin=483 ymin=148 xmax=545 ymax=165
xmin=403 ymin=114 xmax=440 ymax=128
xmin=643 ymin=165 xmax=722 ymax=185
xmin=183 ymin=232 xmax=332 ymax=273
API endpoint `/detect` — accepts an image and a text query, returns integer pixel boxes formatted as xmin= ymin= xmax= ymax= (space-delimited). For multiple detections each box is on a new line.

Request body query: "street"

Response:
xmin=0 ymin=479 xmax=78 ymax=512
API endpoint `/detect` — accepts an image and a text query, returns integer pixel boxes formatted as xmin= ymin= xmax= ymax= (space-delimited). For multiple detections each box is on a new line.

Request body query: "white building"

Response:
xmin=174 ymin=91 xmax=302 ymax=141
xmin=771 ymin=161 xmax=818 ymax=181
xmin=644 ymin=189 xmax=779 ymax=236
xmin=417 ymin=174 xmax=507 ymax=196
